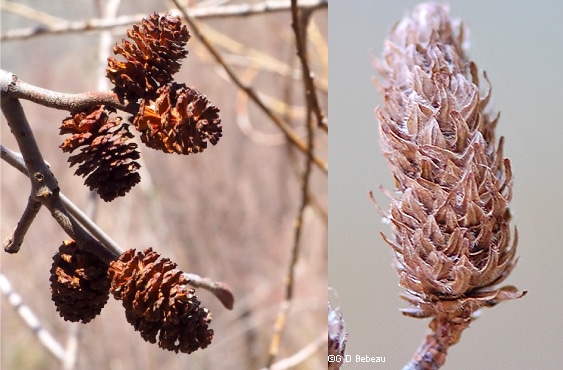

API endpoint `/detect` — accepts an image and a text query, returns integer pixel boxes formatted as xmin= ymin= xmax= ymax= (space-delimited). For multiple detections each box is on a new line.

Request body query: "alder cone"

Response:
xmin=133 ymin=83 xmax=222 ymax=155
xmin=106 ymin=12 xmax=190 ymax=102
xmin=60 ymin=105 xmax=141 ymax=202
xmin=50 ymin=240 xmax=110 ymax=323
xmin=108 ymin=248 xmax=213 ymax=354
xmin=375 ymin=3 xmax=525 ymax=323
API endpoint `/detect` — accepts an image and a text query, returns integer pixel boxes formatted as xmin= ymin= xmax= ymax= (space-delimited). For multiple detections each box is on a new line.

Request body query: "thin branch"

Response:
xmin=235 ymin=68 xmax=302 ymax=146
xmin=95 ymin=0 xmax=122 ymax=92
xmin=0 ymin=69 xmax=131 ymax=113
xmin=0 ymin=90 xmax=59 ymax=195
xmin=1 ymin=95 xmax=117 ymax=263
xmin=183 ymin=273 xmax=234 ymax=310
xmin=1 ymin=145 xmax=234 ymax=309
xmin=172 ymin=0 xmax=327 ymax=174
xmin=191 ymin=20 xmax=327 ymax=89
xmin=3 ymin=196 xmax=41 ymax=253
xmin=289 ymin=2 xmax=326 ymax=130
xmin=236 ymin=94 xmax=289 ymax=146
xmin=0 ymin=272 xmax=66 ymax=361
xmin=62 ymin=322 xmax=79 ymax=370
xmin=402 ymin=327 xmax=453 ymax=370
xmin=263 ymin=331 xmax=327 ymax=370
xmin=265 ymin=3 xmax=317 ymax=362
xmin=0 ymin=0 xmax=328 ymax=42
xmin=190 ymin=18 xmax=328 ymax=98
xmin=0 ymin=0 xmax=67 ymax=27
xmin=0 ymin=145 xmax=123 ymax=257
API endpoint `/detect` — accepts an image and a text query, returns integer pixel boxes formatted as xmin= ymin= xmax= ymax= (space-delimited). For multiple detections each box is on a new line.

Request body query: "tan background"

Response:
xmin=329 ymin=1 xmax=563 ymax=369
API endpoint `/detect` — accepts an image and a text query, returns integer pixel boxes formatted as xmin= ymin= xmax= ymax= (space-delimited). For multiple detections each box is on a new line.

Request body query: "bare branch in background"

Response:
xmin=0 ymin=0 xmax=328 ymax=41
xmin=266 ymin=0 xmax=318 ymax=365
xmin=263 ymin=331 xmax=327 ymax=370
xmin=0 ymin=0 xmax=66 ymax=27
xmin=172 ymin=0 xmax=328 ymax=174
xmin=0 ymin=273 xmax=66 ymax=361
xmin=289 ymin=2 xmax=326 ymax=130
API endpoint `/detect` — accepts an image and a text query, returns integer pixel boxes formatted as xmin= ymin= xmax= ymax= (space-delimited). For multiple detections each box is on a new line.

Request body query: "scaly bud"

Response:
xmin=374 ymin=3 xmax=526 ymax=368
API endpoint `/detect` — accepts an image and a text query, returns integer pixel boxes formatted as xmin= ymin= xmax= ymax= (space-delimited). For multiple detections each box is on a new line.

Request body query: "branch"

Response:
xmin=0 ymin=69 xmax=131 ymax=113
xmin=183 ymin=273 xmax=234 ymax=310
xmin=62 ymin=323 xmax=79 ymax=370
xmin=0 ymin=0 xmax=66 ymax=27
xmin=172 ymin=0 xmax=327 ymax=174
xmin=0 ymin=272 xmax=66 ymax=361
xmin=1 ymin=95 xmax=117 ymax=263
xmin=265 ymin=4 xmax=317 ymax=361
xmin=0 ymin=0 xmax=328 ymax=42
xmin=289 ymin=2 xmax=327 ymax=130
xmin=263 ymin=331 xmax=327 ymax=370
xmin=3 ymin=195 xmax=41 ymax=253
xmin=1 ymin=144 xmax=234 ymax=309
xmin=235 ymin=69 xmax=306 ymax=146
xmin=192 ymin=20 xmax=327 ymax=90
xmin=0 ymin=145 xmax=123 ymax=257
xmin=403 ymin=333 xmax=448 ymax=370
xmin=402 ymin=318 xmax=469 ymax=370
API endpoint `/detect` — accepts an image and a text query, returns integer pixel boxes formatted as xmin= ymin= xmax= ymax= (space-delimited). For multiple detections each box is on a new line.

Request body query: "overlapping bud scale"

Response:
xmin=375 ymin=3 xmax=524 ymax=323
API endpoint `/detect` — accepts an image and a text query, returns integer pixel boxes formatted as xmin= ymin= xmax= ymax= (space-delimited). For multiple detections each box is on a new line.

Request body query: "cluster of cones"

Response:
xmin=50 ymin=240 xmax=213 ymax=354
xmin=60 ymin=12 xmax=222 ymax=202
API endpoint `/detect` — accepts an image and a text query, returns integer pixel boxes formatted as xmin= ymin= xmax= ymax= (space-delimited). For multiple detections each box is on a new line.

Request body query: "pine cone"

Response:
xmin=50 ymin=240 xmax=111 ymax=323
xmin=375 ymin=2 xmax=524 ymax=332
xmin=328 ymin=302 xmax=348 ymax=370
xmin=60 ymin=105 xmax=141 ymax=202
xmin=132 ymin=83 xmax=222 ymax=154
xmin=108 ymin=248 xmax=213 ymax=354
xmin=106 ymin=12 xmax=190 ymax=102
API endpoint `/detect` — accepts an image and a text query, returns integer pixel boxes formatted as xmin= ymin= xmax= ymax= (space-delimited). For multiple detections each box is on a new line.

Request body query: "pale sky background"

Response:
xmin=329 ymin=1 xmax=563 ymax=369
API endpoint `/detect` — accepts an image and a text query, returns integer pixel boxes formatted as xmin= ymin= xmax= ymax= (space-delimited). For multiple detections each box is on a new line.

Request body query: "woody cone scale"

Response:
xmin=374 ymin=3 xmax=526 ymax=368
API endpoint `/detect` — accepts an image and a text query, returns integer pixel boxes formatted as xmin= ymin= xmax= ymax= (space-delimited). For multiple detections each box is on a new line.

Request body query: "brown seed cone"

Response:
xmin=108 ymin=248 xmax=213 ymax=354
xmin=60 ymin=105 xmax=141 ymax=202
xmin=106 ymin=12 xmax=190 ymax=102
xmin=50 ymin=240 xmax=111 ymax=323
xmin=375 ymin=3 xmax=525 ymax=325
xmin=132 ymin=83 xmax=222 ymax=155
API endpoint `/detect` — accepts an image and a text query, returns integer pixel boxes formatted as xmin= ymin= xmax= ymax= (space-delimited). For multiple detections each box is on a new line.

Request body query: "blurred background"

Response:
xmin=1 ymin=1 xmax=327 ymax=369
xmin=329 ymin=1 xmax=563 ymax=369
